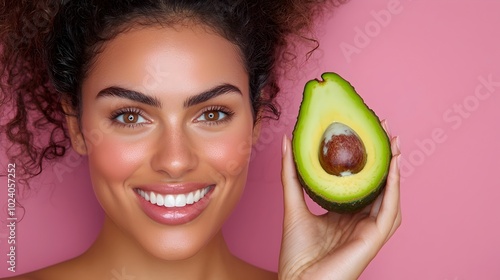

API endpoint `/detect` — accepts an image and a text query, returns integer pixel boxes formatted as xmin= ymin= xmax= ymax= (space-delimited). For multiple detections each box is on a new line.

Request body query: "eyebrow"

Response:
xmin=184 ymin=84 xmax=242 ymax=108
xmin=96 ymin=83 xmax=242 ymax=108
xmin=96 ymin=87 xmax=162 ymax=108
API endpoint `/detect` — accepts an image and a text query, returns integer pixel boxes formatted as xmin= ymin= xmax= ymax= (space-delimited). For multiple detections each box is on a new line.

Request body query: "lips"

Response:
xmin=134 ymin=184 xmax=214 ymax=225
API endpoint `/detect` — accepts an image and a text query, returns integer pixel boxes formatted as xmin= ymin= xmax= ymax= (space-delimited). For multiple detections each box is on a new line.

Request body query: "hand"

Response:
xmin=278 ymin=120 xmax=401 ymax=280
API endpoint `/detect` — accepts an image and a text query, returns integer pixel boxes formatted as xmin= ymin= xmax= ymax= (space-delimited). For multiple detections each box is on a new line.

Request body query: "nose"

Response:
xmin=150 ymin=126 xmax=198 ymax=179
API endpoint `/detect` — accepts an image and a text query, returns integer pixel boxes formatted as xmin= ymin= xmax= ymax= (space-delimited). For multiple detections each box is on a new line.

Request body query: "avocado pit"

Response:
xmin=319 ymin=122 xmax=367 ymax=177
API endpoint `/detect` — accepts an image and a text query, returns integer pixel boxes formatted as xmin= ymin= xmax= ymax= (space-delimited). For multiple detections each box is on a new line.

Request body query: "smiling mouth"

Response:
xmin=135 ymin=186 xmax=212 ymax=208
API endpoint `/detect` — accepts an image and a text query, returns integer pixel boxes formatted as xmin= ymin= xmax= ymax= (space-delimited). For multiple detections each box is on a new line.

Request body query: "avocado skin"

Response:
xmin=292 ymin=72 xmax=391 ymax=213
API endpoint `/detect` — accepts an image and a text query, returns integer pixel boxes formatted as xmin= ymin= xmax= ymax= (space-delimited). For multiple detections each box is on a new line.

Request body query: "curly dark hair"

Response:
xmin=0 ymin=0 xmax=341 ymax=188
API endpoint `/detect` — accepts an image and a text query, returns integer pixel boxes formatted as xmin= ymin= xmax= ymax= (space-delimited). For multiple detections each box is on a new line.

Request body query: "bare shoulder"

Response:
xmin=240 ymin=265 xmax=277 ymax=280
xmin=229 ymin=257 xmax=278 ymax=280
xmin=2 ymin=270 xmax=56 ymax=280
xmin=1 ymin=271 xmax=43 ymax=280
xmin=2 ymin=260 xmax=80 ymax=280
xmin=2 ymin=276 xmax=35 ymax=280
xmin=248 ymin=268 xmax=278 ymax=280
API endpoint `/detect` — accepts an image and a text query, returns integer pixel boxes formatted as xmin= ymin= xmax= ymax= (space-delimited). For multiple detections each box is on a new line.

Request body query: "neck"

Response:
xmin=79 ymin=216 xmax=236 ymax=280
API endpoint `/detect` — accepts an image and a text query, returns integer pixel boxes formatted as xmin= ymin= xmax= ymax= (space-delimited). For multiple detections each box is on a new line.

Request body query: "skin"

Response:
xmin=6 ymin=22 xmax=401 ymax=280
xmin=10 ymin=23 xmax=273 ymax=280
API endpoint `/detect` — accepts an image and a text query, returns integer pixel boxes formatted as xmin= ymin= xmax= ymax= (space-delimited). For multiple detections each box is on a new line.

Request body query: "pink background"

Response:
xmin=2 ymin=0 xmax=500 ymax=278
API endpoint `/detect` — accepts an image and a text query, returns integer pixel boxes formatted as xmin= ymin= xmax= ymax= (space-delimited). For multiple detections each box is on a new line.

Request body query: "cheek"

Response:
xmin=84 ymin=132 xmax=149 ymax=184
xmin=202 ymin=127 xmax=254 ymax=179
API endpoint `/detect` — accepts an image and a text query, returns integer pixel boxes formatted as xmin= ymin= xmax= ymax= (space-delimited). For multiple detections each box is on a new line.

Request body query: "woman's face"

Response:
xmin=71 ymin=23 xmax=257 ymax=260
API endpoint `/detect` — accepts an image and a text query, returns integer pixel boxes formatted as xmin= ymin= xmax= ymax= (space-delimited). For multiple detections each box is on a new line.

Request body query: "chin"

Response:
xmin=129 ymin=216 xmax=222 ymax=262
xmin=146 ymin=242 xmax=203 ymax=261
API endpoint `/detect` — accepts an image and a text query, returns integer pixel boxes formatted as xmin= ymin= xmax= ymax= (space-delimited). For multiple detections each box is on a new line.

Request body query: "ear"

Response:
xmin=61 ymin=99 xmax=88 ymax=155
xmin=252 ymin=113 xmax=263 ymax=145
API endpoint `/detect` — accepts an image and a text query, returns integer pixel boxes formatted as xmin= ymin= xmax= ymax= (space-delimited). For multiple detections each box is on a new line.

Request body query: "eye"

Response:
xmin=198 ymin=110 xmax=227 ymax=122
xmin=116 ymin=112 xmax=146 ymax=124
xmin=111 ymin=108 xmax=149 ymax=127
xmin=196 ymin=106 xmax=234 ymax=124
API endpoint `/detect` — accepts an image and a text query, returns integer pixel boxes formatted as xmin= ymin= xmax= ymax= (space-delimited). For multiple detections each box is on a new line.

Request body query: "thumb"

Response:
xmin=281 ymin=134 xmax=308 ymax=214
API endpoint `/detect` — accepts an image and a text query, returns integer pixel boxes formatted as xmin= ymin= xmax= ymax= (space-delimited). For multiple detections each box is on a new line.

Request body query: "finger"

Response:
xmin=369 ymin=188 xmax=384 ymax=217
xmin=371 ymin=134 xmax=399 ymax=218
xmin=384 ymin=179 xmax=402 ymax=243
xmin=381 ymin=119 xmax=392 ymax=139
xmin=385 ymin=203 xmax=402 ymax=243
xmin=384 ymin=136 xmax=402 ymax=241
xmin=281 ymin=134 xmax=308 ymax=214
xmin=375 ymin=137 xmax=401 ymax=234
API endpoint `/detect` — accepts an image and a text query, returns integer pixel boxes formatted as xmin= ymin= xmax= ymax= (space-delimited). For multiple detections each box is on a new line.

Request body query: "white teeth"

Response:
xmin=165 ymin=195 xmax=175 ymax=207
xmin=137 ymin=186 xmax=211 ymax=208
xmin=186 ymin=192 xmax=194 ymax=205
xmin=175 ymin=194 xmax=187 ymax=207
xmin=150 ymin=192 xmax=157 ymax=204
xmin=194 ymin=190 xmax=201 ymax=202
xmin=156 ymin=194 xmax=164 ymax=206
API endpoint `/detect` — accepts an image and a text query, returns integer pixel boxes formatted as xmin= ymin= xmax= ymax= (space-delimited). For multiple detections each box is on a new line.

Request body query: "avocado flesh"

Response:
xmin=292 ymin=72 xmax=392 ymax=213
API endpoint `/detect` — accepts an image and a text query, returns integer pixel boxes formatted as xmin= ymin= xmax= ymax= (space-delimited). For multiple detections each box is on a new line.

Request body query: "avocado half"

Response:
xmin=292 ymin=72 xmax=391 ymax=213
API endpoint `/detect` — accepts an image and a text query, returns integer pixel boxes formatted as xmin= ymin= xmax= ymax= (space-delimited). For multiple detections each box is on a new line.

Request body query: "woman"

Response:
xmin=0 ymin=0 xmax=401 ymax=279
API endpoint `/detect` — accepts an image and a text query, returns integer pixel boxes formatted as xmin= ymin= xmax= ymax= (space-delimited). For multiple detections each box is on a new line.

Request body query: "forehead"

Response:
xmin=81 ymin=23 xmax=248 ymax=98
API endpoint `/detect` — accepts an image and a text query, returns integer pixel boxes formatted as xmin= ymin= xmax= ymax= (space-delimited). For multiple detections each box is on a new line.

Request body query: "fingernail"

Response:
xmin=282 ymin=134 xmax=288 ymax=156
xmin=396 ymin=154 xmax=401 ymax=166
xmin=396 ymin=136 xmax=401 ymax=152
xmin=383 ymin=119 xmax=391 ymax=134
